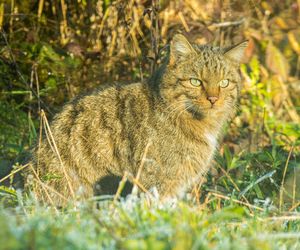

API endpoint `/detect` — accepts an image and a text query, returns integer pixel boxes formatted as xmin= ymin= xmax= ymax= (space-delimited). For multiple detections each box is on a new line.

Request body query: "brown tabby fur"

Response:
xmin=28 ymin=34 xmax=247 ymax=205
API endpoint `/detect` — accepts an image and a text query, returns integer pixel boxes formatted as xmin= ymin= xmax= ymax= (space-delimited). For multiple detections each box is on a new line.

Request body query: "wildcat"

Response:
xmin=28 ymin=34 xmax=247 ymax=205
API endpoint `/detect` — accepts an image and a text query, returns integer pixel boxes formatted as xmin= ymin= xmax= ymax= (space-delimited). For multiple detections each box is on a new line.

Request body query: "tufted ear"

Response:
xmin=224 ymin=41 xmax=248 ymax=63
xmin=170 ymin=34 xmax=196 ymax=65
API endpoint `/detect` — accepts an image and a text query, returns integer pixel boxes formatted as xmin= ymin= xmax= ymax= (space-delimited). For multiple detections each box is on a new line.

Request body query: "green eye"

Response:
xmin=219 ymin=79 xmax=229 ymax=88
xmin=190 ymin=78 xmax=202 ymax=87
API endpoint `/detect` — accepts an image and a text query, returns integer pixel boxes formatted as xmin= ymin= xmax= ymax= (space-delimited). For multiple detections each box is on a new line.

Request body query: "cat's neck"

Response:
xmin=178 ymin=111 xmax=226 ymax=143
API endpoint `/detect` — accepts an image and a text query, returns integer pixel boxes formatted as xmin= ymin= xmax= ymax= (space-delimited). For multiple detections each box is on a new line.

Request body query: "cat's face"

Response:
xmin=161 ymin=34 xmax=247 ymax=119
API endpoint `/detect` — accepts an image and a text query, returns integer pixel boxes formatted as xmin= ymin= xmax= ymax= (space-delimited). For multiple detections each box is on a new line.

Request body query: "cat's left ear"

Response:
xmin=169 ymin=34 xmax=196 ymax=65
xmin=224 ymin=41 xmax=248 ymax=63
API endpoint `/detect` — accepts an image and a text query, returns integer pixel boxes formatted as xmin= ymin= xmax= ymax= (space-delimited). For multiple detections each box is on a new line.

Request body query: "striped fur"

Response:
xmin=28 ymin=34 xmax=247 ymax=205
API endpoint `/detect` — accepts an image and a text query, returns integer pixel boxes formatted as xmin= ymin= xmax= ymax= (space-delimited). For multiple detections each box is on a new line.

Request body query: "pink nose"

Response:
xmin=207 ymin=96 xmax=218 ymax=104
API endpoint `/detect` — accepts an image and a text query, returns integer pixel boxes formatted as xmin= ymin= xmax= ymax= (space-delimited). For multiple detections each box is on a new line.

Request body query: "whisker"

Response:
xmin=162 ymin=100 xmax=187 ymax=122
xmin=175 ymin=103 xmax=195 ymax=123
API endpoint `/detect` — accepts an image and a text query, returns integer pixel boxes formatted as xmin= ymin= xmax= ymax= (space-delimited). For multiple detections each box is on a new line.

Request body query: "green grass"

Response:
xmin=1 ymin=196 xmax=300 ymax=250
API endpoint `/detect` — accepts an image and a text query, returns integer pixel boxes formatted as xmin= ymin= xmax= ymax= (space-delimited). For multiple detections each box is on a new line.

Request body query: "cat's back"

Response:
xmin=52 ymin=81 xmax=152 ymax=131
xmin=40 ymin=81 xmax=155 ymax=168
xmin=63 ymin=81 xmax=149 ymax=113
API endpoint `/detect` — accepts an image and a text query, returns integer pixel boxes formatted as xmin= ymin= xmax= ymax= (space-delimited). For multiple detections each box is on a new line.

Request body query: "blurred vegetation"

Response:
xmin=1 ymin=198 xmax=300 ymax=250
xmin=0 ymin=1 xmax=300 ymax=248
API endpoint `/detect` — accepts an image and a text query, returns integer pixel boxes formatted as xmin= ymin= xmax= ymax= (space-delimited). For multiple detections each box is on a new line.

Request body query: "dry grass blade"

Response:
xmin=113 ymin=172 xmax=129 ymax=204
xmin=217 ymin=164 xmax=240 ymax=191
xmin=0 ymin=3 xmax=4 ymax=29
xmin=150 ymin=0 xmax=160 ymax=74
xmin=210 ymin=191 xmax=264 ymax=211
xmin=131 ymin=140 xmax=152 ymax=195
xmin=127 ymin=172 xmax=153 ymax=197
xmin=178 ymin=11 xmax=190 ymax=32
xmin=280 ymin=144 xmax=295 ymax=211
xmin=29 ymin=163 xmax=60 ymax=211
xmin=37 ymin=0 xmax=44 ymax=21
xmin=0 ymin=163 xmax=29 ymax=184
xmin=113 ymin=168 xmax=154 ymax=204
xmin=208 ymin=18 xmax=245 ymax=28
xmin=216 ymin=164 xmax=254 ymax=213
xmin=40 ymin=110 xmax=75 ymax=199
xmin=192 ymin=177 xmax=206 ymax=206
xmin=289 ymin=200 xmax=300 ymax=212
xmin=263 ymin=215 xmax=300 ymax=221
xmin=60 ymin=0 xmax=68 ymax=44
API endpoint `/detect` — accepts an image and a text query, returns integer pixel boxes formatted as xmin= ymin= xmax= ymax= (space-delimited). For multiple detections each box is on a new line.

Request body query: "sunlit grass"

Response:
xmin=1 ymin=195 xmax=300 ymax=250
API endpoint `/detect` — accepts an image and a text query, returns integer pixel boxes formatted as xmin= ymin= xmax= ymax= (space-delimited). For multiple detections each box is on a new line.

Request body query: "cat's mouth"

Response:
xmin=188 ymin=100 xmax=217 ymax=110
xmin=185 ymin=101 xmax=217 ymax=120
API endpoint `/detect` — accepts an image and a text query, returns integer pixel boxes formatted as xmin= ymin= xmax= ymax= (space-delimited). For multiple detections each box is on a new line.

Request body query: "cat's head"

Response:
xmin=160 ymin=34 xmax=248 ymax=120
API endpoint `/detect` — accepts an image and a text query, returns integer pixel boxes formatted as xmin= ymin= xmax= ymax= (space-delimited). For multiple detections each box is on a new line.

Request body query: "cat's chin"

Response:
xmin=199 ymin=107 xmax=219 ymax=116
xmin=186 ymin=104 xmax=227 ymax=120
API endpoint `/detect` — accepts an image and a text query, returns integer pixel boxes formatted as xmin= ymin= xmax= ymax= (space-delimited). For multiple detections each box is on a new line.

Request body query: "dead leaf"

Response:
xmin=266 ymin=42 xmax=290 ymax=81
xmin=274 ymin=17 xmax=289 ymax=29
xmin=270 ymin=75 xmax=285 ymax=110
xmin=288 ymin=31 xmax=300 ymax=55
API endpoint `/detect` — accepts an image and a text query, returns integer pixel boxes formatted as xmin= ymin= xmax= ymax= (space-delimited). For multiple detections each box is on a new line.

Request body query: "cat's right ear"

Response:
xmin=169 ymin=34 xmax=196 ymax=65
xmin=224 ymin=41 xmax=248 ymax=64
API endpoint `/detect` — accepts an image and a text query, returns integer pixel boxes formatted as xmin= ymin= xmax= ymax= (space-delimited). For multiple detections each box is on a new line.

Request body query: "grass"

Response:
xmin=1 ymin=0 xmax=300 ymax=249
xmin=1 ymin=195 xmax=300 ymax=250
xmin=1 ymin=139 xmax=299 ymax=249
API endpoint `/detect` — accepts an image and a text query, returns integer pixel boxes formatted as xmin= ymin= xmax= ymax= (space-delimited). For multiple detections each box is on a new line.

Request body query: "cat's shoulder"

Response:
xmin=92 ymin=81 xmax=146 ymax=95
